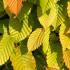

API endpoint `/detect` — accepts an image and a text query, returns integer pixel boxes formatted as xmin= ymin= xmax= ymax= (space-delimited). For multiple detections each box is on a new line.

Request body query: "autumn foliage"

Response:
xmin=0 ymin=0 xmax=70 ymax=70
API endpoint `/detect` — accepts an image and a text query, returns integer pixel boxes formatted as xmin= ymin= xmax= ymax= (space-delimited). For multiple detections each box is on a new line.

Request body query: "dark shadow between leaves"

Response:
xmin=49 ymin=31 xmax=64 ymax=69
xmin=9 ymin=17 xmax=23 ymax=32
xmin=19 ymin=38 xmax=28 ymax=54
xmin=0 ymin=18 xmax=9 ymax=41
xmin=28 ymin=5 xmax=42 ymax=31
xmin=33 ymin=46 xmax=47 ymax=70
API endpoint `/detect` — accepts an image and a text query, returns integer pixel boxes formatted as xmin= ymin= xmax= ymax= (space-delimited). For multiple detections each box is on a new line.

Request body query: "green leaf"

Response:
xmin=18 ymin=2 xmax=33 ymax=20
xmin=9 ymin=2 xmax=33 ymax=42
xmin=0 ymin=1 xmax=4 ymax=13
xmin=27 ymin=28 xmax=45 ymax=52
xmin=9 ymin=17 xmax=32 ymax=42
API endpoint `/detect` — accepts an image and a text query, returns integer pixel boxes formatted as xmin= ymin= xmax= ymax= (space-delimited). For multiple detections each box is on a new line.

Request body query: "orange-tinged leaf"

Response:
xmin=46 ymin=67 xmax=58 ymax=70
xmin=63 ymin=49 xmax=70 ymax=70
xmin=3 ymin=0 xmax=22 ymax=16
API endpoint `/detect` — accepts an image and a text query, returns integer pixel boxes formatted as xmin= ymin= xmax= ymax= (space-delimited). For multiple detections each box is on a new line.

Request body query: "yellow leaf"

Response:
xmin=27 ymin=28 xmax=45 ymax=52
xmin=10 ymin=50 xmax=36 ymax=70
xmin=59 ymin=23 xmax=70 ymax=50
xmin=67 ymin=1 xmax=70 ymax=17
xmin=63 ymin=49 xmax=70 ymax=70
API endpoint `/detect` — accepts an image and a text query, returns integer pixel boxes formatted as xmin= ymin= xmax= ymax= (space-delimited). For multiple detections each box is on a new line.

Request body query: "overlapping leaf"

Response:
xmin=10 ymin=48 xmax=36 ymax=70
xmin=47 ymin=0 xmax=64 ymax=29
xmin=37 ymin=0 xmax=64 ymax=30
xmin=9 ymin=3 xmax=33 ymax=42
xmin=59 ymin=23 xmax=70 ymax=50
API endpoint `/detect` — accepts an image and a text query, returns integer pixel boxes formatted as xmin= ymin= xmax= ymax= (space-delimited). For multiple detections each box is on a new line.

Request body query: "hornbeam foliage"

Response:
xmin=0 ymin=0 xmax=70 ymax=70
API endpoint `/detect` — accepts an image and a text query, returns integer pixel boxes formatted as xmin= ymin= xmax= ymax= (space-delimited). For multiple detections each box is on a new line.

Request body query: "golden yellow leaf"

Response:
xmin=27 ymin=28 xmax=45 ymax=52
xmin=67 ymin=1 xmax=70 ymax=17
xmin=3 ymin=0 xmax=22 ymax=16
xmin=63 ymin=49 xmax=70 ymax=70
xmin=59 ymin=23 xmax=70 ymax=50
xmin=46 ymin=67 xmax=58 ymax=70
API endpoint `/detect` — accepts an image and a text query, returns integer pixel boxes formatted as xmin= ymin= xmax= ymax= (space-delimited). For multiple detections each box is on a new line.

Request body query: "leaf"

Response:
xmin=37 ymin=1 xmax=64 ymax=30
xmin=67 ymin=1 xmax=70 ymax=17
xmin=37 ymin=7 xmax=48 ymax=29
xmin=3 ymin=0 xmax=22 ymax=16
xmin=18 ymin=2 xmax=33 ymax=20
xmin=46 ymin=67 xmax=58 ymax=70
xmin=39 ymin=0 xmax=48 ymax=13
xmin=10 ymin=48 xmax=36 ymax=70
xmin=59 ymin=23 xmax=70 ymax=50
xmin=9 ymin=17 xmax=32 ymax=42
xmin=0 ymin=1 xmax=4 ymax=13
xmin=0 ymin=34 xmax=15 ymax=65
xmin=47 ymin=1 xmax=64 ymax=30
xmin=27 ymin=28 xmax=45 ymax=52
xmin=42 ymin=27 xmax=50 ymax=53
xmin=63 ymin=49 xmax=70 ymax=70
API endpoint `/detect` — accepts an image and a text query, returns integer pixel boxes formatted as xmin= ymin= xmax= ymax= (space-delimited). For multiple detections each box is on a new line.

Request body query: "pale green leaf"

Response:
xmin=0 ymin=35 xmax=14 ymax=65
